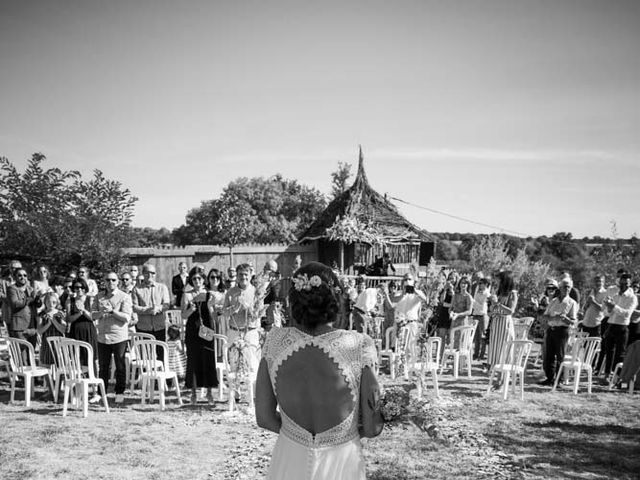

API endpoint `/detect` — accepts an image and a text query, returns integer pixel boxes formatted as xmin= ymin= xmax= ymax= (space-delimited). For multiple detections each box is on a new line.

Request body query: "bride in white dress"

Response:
xmin=255 ymin=262 xmax=383 ymax=480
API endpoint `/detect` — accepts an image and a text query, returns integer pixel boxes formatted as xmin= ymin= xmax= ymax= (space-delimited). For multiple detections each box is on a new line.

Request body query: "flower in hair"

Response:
xmin=293 ymin=273 xmax=323 ymax=291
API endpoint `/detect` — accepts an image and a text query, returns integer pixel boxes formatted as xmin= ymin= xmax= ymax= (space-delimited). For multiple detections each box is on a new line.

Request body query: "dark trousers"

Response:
xmin=98 ymin=341 xmax=128 ymax=394
xmin=595 ymin=318 xmax=610 ymax=373
xmin=603 ymin=324 xmax=628 ymax=375
xmin=136 ymin=328 xmax=166 ymax=359
xmin=543 ymin=326 xmax=569 ymax=382
xmin=580 ymin=325 xmax=600 ymax=337
xmin=472 ymin=314 xmax=488 ymax=360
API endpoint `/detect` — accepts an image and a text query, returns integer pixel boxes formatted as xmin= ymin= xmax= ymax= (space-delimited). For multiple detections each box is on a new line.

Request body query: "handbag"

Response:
xmin=196 ymin=291 xmax=215 ymax=341
xmin=199 ymin=324 xmax=215 ymax=342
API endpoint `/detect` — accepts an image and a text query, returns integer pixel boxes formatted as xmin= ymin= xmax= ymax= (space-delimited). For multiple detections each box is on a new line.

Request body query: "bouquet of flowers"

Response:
xmin=380 ymin=384 xmax=411 ymax=421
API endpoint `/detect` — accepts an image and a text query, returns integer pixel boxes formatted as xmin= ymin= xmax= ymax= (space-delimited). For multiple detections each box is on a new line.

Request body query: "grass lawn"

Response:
xmin=1 ymin=362 xmax=638 ymax=480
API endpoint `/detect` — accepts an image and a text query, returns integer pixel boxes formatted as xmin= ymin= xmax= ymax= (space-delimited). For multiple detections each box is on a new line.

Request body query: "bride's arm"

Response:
xmin=359 ymin=365 xmax=383 ymax=438
xmin=255 ymin=359 xmax=281 ymax=433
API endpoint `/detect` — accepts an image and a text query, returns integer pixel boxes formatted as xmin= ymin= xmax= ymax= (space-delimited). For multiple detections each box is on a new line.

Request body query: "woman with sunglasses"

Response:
xmin=66 ymin=277 xmax=99 ymax=369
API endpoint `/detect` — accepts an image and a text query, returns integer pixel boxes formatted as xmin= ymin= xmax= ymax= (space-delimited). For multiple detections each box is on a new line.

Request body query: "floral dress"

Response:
xmin=39 ymin=310 xmax=66 ymax=365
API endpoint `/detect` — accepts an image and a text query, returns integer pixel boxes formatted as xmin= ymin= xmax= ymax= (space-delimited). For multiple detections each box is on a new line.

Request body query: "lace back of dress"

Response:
xmin=263 ymin=328 xmax=368 ymax=448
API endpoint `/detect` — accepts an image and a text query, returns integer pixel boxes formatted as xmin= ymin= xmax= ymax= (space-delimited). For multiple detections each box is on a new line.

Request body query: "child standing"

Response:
xmin=167 ymin=325 xmax=187 ymax=380
xmin=38 ymin=292 xmax=67 ymax=367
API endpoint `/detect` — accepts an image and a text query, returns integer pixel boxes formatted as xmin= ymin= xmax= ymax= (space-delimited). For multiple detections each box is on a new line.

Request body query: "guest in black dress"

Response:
xmin=66 ymin=278 xmax=98 ymax=366
xmin=181 ymin=266 xmax=218 ymax=404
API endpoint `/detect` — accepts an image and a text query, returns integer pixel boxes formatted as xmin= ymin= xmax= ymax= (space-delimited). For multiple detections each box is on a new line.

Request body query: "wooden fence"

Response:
xmin=122 ymin=243 xmax=318 ymax=288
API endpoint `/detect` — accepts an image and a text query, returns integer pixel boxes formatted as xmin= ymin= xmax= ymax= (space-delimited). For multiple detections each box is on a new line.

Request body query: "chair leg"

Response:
xmin=25 ymin=374 xmax=32 ymax=407
xmin=174 ymin=375 xmax=183 ymax=406
xmin=53 ymin=372 xmax=61 ymax=403
xmin=453 ymin=353 xmax=459 ymax=379
xmin=63 ymin=383 xmax=70 ymax=417
xmin=82 ymin=384 xmax=89 ymax=418
xmin=467 ymin=355 xmax=472 ymax=378
xmin=390 ymin=353 xmax=396 ymax=380
xmin=520 ymin=372 xmax=525 ymax=401
xmin=573 ymin=367 xmax=581 ymax=395
xmin=630 ymin=378 xmax=635 ymax=394
xmin=45 ymin=373 xmax=55 ymax=401
xmin=159 ymin=378 xmax=166 ymax=411
xmin=248 ymin=381 xmax=255 ymax=408
xmin=141 ymin=376 xmax=147 ymax=404
xmin=432 ymin=368 xmax=439 ymax=398
xmin=9 ymin=374 xmax=16 ymax=403
xmin=486 ymin=369 xmax=495 ymax=394
xmin=218 ymin=368 xmax=224 ymax=401
xmin=587 ymin=368 xmax=593 ymax=395
xmin=99 ymin=382 xmax=109 ymax=413
xmin=552 ymin=365 xmax=563 ymax=392
xmin=502 ymin=371 xmax=511 ymax=400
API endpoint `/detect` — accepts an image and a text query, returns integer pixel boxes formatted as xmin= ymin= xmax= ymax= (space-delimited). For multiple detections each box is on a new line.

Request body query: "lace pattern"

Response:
xmin=262 ymin=328 xmax=376 ymax=448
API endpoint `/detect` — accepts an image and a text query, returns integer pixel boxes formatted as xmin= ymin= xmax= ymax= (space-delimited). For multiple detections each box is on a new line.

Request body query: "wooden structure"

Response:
xmin=298 ymin=147 xmax=435 ymax=274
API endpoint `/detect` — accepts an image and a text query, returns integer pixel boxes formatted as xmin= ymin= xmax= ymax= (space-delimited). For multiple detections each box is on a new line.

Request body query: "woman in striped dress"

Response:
xmin=486 ymin=271 xmax=518 ymax=371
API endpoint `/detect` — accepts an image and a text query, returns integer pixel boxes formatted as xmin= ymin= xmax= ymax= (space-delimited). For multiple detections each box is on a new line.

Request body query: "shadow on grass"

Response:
xmin=485 ymin=419 xmax=640 ymax=479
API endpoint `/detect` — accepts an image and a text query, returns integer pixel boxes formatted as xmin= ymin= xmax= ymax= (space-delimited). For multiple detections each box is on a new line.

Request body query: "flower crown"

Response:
xmin=292 ymin=273 xmax=323 ymax=291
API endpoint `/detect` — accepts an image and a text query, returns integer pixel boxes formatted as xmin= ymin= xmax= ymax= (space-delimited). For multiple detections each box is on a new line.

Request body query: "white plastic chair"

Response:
xmin=0 ymin=336 xmax=10 ymax=378
xmin=552 ymin=337 xmax=601 ymax=395
xmin=46 ymin=336 xmax=67 ymax=403
xmin=441 ymin=326 xmax=475 ymax=379
xmin=128 ymin=331 xmax=158 ymax=392
xmin=6 ymin=337 xmax=55 ymax=407
xmin=213 ymin=334 xmax=229 ymax=401
xmin=134 ymin=339 xmax=183 ymax=410
xmin=377 ymin=327 xmax=397 ymax=379
xmin=513 ymin=317 xmax=534 ymax=340
xmin=58 ymin=339 xmax=109 ymax=417
xmin=487 ymin=340 xmax=533 ymax=400
xmin=417 ymin=337 xmax=441 ymax=399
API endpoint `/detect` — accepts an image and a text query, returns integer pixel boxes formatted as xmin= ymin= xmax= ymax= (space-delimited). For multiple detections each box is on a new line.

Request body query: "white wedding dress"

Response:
xmin=261 ymin=327 xmax=378 ymax=480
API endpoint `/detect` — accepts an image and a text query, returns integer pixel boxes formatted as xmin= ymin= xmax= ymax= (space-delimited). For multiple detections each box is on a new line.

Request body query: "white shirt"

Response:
xmin=354 ymin=288 xmax=379 ymax=313
xmin=544 ymin=296 xmax=578 ymax=327
xmin=607 ymin=288 xmax=638 ymax=326
xmin=582 ymin=287 xmax=607 ymax=327
xmin=472 ymin=287 xmax=490 ymax=316
xmin=394 ymin=293 xmax=424 ymax=322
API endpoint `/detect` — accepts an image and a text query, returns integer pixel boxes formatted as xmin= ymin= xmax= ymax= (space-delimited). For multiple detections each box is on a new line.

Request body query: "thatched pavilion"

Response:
xmin=298 ymin=147 xmax=435 ymax=274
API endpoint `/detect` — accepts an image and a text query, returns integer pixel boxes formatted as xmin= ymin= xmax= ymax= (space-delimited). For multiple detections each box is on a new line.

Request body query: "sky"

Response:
xmin=1 ymin=0 xmax=639 ymax=239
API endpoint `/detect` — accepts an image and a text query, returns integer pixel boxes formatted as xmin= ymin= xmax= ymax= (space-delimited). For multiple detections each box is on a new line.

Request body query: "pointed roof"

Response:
xmin=298 ymin=147 xmax=433 ymax=243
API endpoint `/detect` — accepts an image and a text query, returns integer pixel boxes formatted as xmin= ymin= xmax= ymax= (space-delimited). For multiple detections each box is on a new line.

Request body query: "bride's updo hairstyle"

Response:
xmin=289 ymin=261 xmax=341 ymax=328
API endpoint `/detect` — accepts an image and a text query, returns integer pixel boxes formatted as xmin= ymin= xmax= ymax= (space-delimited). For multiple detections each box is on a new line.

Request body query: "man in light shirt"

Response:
xmin=581 ymin=274 xmax=607 ymax=337
xmin=94 ymin=272 xmax=132 ymax=404
xmin=223 ymin=263 xmax=261 ymax=381
xmin=539 ymin=277 xmax=578 ymax=386
xmin=393 ymin=274 xmax=427 ymax=337
xmin=602 ymin=273 xmax=638 ymax=376
xmin=132 ymin=264 xmax=170 ymax=348
xmin=352 ymin=276 xmax=378 ymax=333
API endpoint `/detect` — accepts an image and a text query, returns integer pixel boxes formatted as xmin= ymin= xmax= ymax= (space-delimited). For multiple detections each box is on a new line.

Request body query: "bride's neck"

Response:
xmin=294 ymin=322 xmax=334 ymax=336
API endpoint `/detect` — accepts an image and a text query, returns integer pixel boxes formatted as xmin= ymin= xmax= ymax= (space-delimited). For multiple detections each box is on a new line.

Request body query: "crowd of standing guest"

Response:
xmin=1 ymin=257 xmax=639 ymax=406
xmin=0 ymin=258 xmax=288 ymax=405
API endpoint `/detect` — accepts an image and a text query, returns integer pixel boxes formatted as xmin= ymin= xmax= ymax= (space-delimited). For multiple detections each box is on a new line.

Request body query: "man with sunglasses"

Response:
xmin=94 ymin=272 xmax=132 ymax=404
xmin=132 ymin=264 xmax=170 ymax=347
xmin=6 ymin=268 xmax=38 ymax=347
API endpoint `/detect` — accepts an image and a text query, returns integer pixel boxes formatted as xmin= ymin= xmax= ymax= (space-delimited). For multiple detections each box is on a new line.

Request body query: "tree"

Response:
xmin=468 ymin=235 xmax=511 ymax=274
xmin=173 ymin=175 xmax=326 ymax=245
xmin=215 ymin=193 xmax=257 ymax=267
xmin=330 ymin=161 xmax=352 ymax=200
xmin=0 ymin=153 xmax=137 ymax=274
